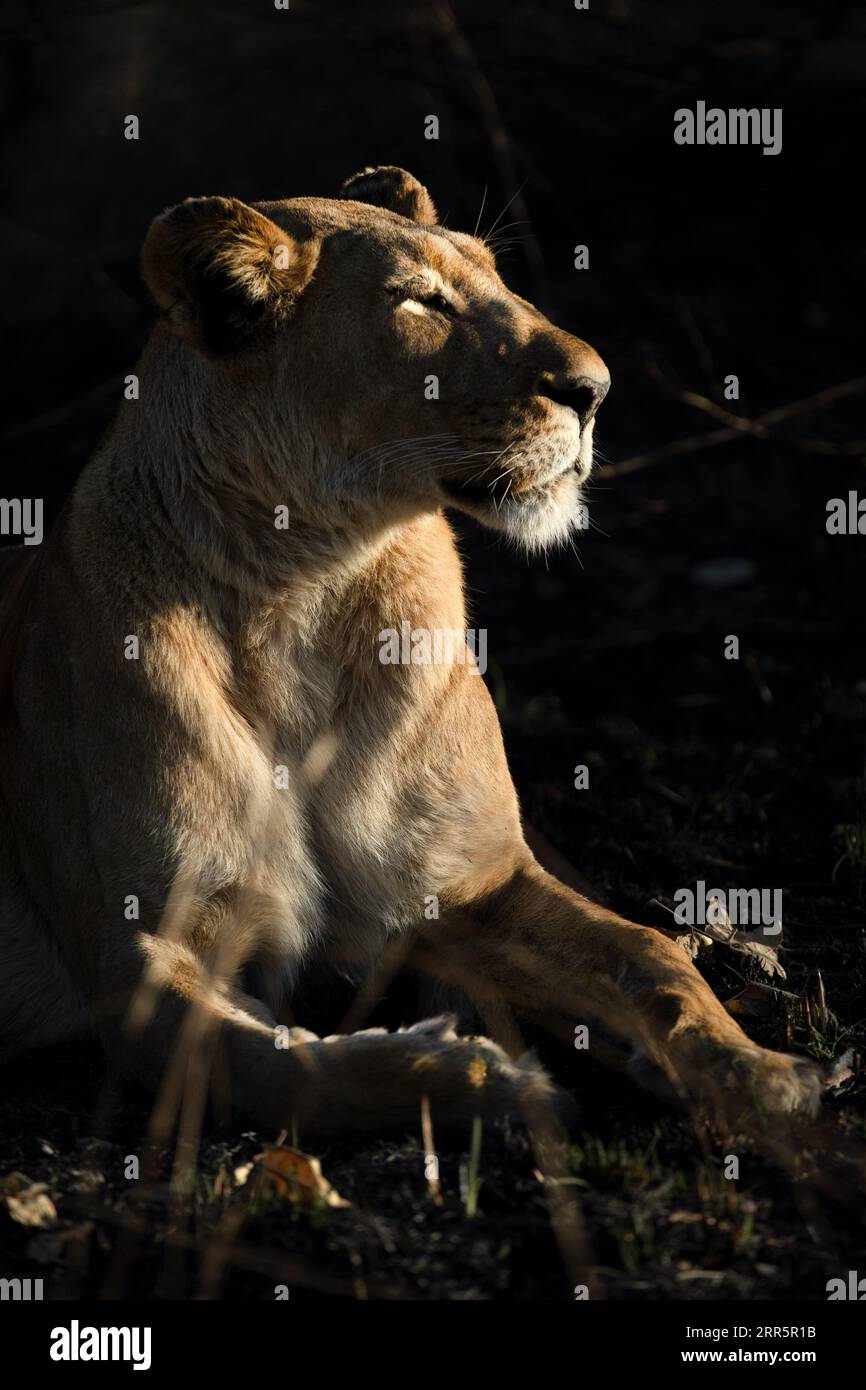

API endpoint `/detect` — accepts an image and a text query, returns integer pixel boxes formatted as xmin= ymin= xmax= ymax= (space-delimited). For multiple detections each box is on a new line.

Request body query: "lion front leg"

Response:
xmin=94 ymin=928 xmax=558 ymax=1143
xmin=420 ymin=857 xmax=822 ymax=1124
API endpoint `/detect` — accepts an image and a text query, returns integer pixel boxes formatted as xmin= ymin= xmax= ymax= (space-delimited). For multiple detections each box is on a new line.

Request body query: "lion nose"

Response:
xmin=538 ymin=369 xmax=611 ymax=431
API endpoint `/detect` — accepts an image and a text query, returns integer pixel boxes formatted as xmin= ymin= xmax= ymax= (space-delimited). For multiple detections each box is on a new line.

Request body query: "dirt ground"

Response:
xmin=1 ymin=0 xmax=864 ymax=1300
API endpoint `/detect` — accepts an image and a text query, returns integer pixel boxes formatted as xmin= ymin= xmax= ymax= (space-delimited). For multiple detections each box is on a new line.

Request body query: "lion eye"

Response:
xmin=392 ymin=288 xmax=456 ymax=318
xmin=423 ymin=291 xmax=454 ymax=316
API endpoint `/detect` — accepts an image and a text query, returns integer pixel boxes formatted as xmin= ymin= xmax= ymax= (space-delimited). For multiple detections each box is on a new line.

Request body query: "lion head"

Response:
xmin=141 ymin=165 xmax=610 ymax=553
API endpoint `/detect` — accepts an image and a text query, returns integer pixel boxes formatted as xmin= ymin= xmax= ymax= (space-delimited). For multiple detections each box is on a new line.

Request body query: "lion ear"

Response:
xmin=141 ymin=196 xmax=319 ymax=355
xmin=339 ymin=166 xmax=438 ymax=225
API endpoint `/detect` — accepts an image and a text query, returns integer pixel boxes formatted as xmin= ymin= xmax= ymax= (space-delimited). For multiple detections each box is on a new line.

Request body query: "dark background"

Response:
xmin=3 ymin=0 xmax=863 ymax=927
xmin=3 ymin=1 xmax=864 ymax=505
xmin=1 ymin=0 xmax=865 ymax=1301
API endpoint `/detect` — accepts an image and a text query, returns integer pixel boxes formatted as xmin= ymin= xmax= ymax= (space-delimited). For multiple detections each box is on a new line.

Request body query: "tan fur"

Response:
xmin=0 ymin=167 xmax=820 ymax=1139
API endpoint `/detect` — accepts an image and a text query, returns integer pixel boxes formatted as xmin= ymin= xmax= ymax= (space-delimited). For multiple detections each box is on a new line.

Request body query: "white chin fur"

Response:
xmin=464 ymin=469 xmax=586 ymax=554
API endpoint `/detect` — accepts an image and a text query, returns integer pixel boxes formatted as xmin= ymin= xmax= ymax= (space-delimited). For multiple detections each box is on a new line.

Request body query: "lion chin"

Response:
xmin=451 ymin=459 xmax=590 ymax=554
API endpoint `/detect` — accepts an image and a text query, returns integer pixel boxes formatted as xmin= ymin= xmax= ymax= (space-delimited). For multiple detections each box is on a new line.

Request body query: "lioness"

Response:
xmin=0 ymin=166 xmax=820 ymax=1139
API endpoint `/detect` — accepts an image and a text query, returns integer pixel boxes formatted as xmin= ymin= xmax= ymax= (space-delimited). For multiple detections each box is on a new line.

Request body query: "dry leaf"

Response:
xmin=1 ymin=1175 xmax=58 ymax=1229
xmin=724 ymin=982 xmax=798 ymax=1018
xmin=648 ymin=899 xmax=712 ymax=958
xmin=659 ymin=901 xmax=786 ymax=979
xmin=824 ymin=1049 xmax=857 ymax=1092
xmin=671 ymin=929 xmax=713 ymax=959
xmin=251 ymin=1148 xmax=350 ymax=1208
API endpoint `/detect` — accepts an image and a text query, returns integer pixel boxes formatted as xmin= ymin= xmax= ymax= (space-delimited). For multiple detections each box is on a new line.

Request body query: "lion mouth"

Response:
xmin=444 ymin=458 xmax=576 ymax=509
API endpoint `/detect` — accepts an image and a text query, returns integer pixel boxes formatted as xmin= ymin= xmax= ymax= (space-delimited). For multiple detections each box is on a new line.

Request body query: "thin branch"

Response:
xmin=606 ymin=373 xmax=866 ymax=477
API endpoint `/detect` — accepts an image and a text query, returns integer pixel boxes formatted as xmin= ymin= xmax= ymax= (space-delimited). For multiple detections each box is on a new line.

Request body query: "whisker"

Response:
xmin=472 ymin=183 xmax=489 ymax=240
xmin=482 ymin=183 xmax=528 ymax=244
xmin=494 ymin=477 xmax=514 ymax=514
